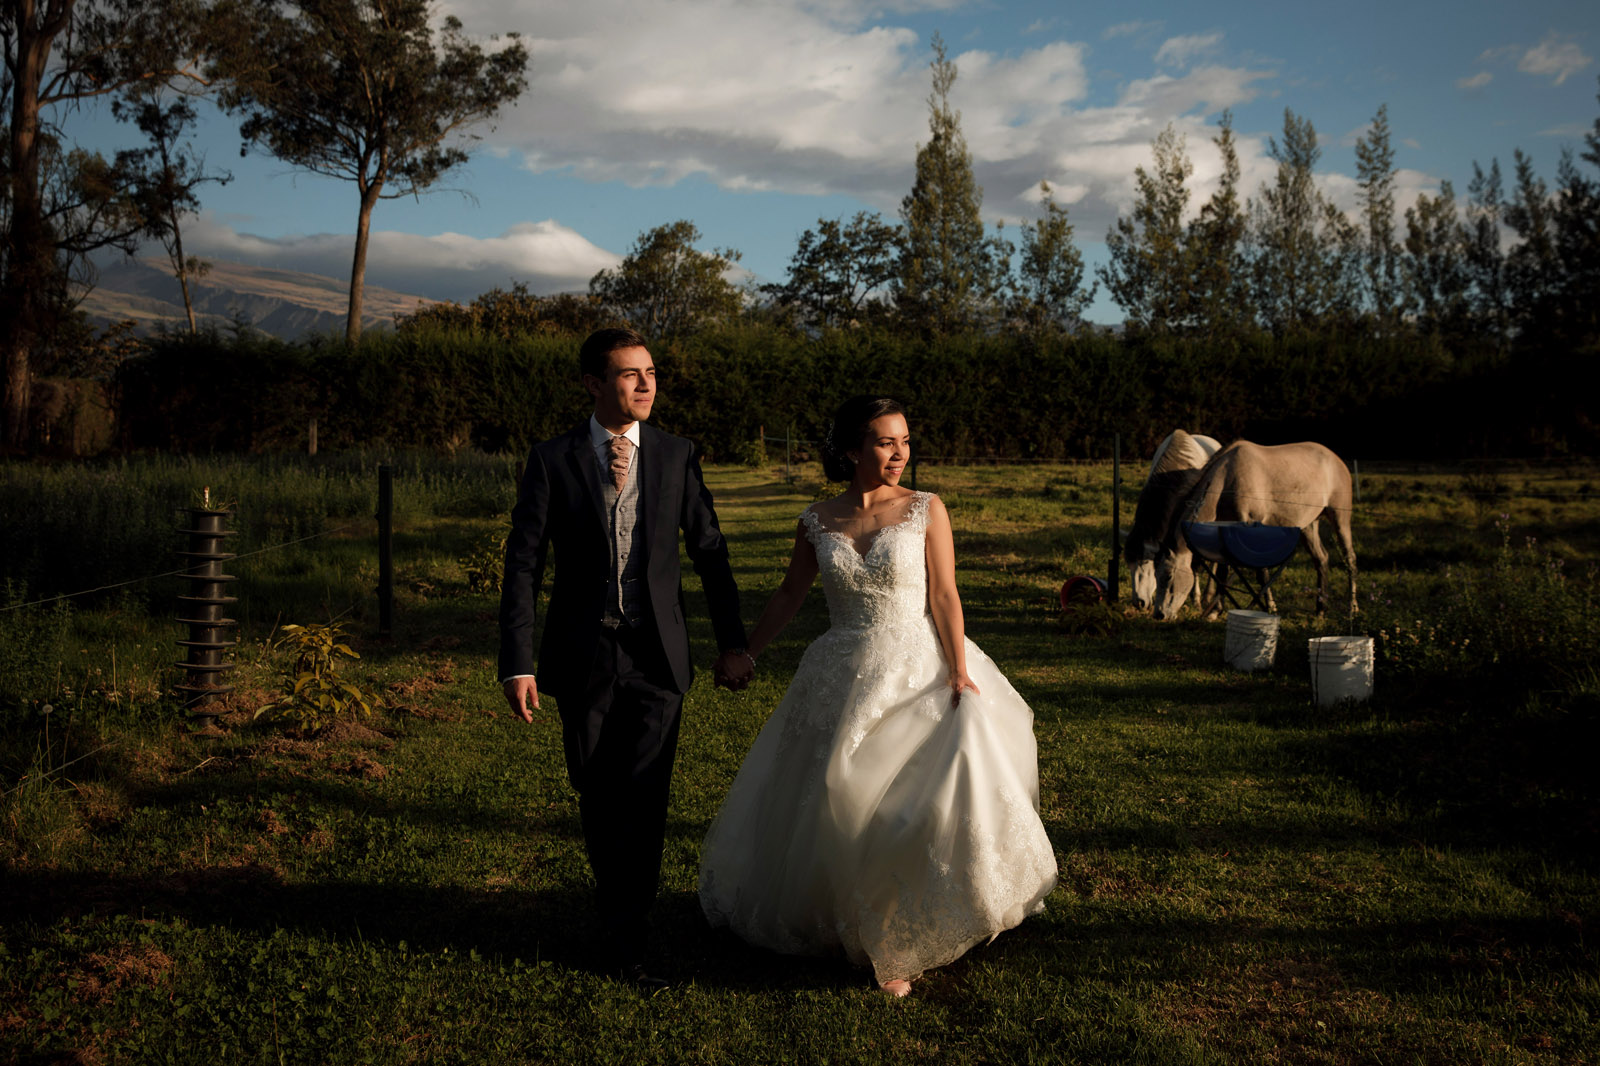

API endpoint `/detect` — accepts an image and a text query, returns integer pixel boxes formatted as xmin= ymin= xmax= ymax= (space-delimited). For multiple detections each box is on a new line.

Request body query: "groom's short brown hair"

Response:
xmin=579 ymin=327 xmax=649 ymax=380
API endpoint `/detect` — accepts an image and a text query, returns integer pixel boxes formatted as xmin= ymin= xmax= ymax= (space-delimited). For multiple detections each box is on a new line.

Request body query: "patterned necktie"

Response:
xmin=607 ymin=434 xmax=634 ymax=491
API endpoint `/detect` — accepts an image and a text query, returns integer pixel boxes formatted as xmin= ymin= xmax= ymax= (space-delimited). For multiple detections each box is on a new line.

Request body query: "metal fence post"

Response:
xmin=1107 ymin=433 xmax=1121 ymax=602
xmin=378 ymin=464 xmax=393 ymax=639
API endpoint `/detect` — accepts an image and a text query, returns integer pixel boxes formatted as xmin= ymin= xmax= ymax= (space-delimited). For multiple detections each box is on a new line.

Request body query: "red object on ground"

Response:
xmin=1060 ymin=575 xmax=1107 ymax=610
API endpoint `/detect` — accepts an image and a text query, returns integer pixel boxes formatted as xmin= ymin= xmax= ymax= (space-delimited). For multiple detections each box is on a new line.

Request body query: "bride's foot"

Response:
xmin=879 ymin=979 xmax=912 ymax=998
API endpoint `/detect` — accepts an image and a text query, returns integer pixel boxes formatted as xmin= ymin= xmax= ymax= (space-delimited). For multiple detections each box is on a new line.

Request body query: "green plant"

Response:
xmin=1371 ymin=515 xmax=1600 ymax=697
xmin=255 ymin=622 xmax=379 ymax=734
xmin=459 ymin=527 xmax=506 ymax=594
xmin=734 ymin=438 xmax=767 ymax=468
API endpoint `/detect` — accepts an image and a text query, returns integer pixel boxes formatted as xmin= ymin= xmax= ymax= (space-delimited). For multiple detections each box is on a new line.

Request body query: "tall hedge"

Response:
xmin=113 ymin=323 xmax=1591 ymax=460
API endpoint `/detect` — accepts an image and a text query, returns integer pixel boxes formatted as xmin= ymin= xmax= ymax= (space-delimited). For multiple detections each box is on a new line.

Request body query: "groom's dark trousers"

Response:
xmin=498 ymin=420 xmax=745 ymax=958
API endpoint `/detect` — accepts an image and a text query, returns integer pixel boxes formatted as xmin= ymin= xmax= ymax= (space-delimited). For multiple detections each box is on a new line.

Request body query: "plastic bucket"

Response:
xmin=1060 ymin=575 xmax=1107 ymax=610
xmin=1224 ymin=610 xmax=1279 ymax=672
xmin=1308 ymin=636 xmax=1375 ymax=706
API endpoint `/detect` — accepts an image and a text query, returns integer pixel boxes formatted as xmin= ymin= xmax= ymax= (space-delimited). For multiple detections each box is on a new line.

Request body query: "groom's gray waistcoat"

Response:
xmin=601 ymin=453 xmax=647 ymax=626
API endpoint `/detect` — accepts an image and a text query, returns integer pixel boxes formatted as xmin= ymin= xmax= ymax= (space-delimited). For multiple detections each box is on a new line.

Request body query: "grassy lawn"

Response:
xmin=2 ymin=458 xmax=1597 ymax=1064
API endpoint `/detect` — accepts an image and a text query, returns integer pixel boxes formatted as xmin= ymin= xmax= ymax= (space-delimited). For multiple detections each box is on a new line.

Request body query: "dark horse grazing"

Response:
xmin=1124 ymin=429 xmax=1222 ymax=610
xmin=1151 ymin=440 xmax=1357 ymax=620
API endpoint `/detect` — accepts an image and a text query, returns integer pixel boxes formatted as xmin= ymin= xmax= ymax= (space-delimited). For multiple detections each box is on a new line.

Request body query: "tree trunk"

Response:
xmin=346 ymin=185 xmax=381 ymax=346
xmin=2 ymin=0 xmax=56 ymax=450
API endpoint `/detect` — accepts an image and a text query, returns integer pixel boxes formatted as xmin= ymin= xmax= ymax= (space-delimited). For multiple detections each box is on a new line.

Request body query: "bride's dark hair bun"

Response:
xmin=822 ymin=395 xmax=907 ymax=482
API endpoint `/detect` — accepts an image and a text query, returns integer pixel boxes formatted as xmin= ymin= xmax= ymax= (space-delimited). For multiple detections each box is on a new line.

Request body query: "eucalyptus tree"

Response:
xmin=1098 ymin=124 xmax=1193 ymax=334
xmin=1 ymin=0 xmax=209 ymax=448
xmin=112 ymin=90 xmax=232 ymax=332
xmin=763 ymin=211 xmax=900 ymax=331
xmin=210 ymin=0 xmax=527 ymax=344
xmin=896 ymin=34 xmax=1006 ymax=335
xmin=1012 ymin=182 xmax=1092 ymax=333
xmin=589 ymin=220 xmax=743 ymax=337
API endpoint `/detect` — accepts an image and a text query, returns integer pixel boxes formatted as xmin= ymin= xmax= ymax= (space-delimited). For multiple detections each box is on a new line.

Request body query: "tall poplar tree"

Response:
xmin=896 ymin=34 xmax=1003 ymax=335
xmin=1402 ymin=181 xmax=1468 ymax=335
xmin=211 ymin=0 xmax=527 ymax=344
xmin=1464 ymin=160 xmax=1509 ymax=347
xmin=1354 ymin=104 xmax=1400 ymax=326
xmin=1250 ymin=109 xmax=1353 ymax=332
xmin=1098 ymin=124 xmax=1193 ymax=333
xmin=1186 ymin=111 xmax=1251 ymax=338
xmin=1503 ymin=149 xmax=1557 ymax=333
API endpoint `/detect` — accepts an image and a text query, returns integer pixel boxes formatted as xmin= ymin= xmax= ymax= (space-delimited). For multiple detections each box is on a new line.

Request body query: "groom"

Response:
xmin=499 ymin=327 xmax=753 ymax=987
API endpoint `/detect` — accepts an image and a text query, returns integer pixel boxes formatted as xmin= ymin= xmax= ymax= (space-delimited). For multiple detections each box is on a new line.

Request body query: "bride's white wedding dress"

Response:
xmin=698 ymin=491 xmax=1058 ymax=984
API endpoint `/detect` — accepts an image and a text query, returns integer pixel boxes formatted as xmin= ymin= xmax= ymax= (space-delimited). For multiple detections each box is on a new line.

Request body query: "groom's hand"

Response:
xmin=713 ymin=649 xmax=755 ymax=691
xmin=503 ymin=676 xmax=539 ymax=722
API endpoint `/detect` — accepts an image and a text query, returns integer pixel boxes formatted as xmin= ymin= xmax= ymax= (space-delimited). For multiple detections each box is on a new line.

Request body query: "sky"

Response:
xmin=78 ymin=0 xmax=1600 ymax=323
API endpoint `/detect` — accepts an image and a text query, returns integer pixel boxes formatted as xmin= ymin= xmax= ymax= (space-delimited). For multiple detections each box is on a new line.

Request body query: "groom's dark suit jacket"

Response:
xmin=498 ymin=420 xmax=746 ymax=702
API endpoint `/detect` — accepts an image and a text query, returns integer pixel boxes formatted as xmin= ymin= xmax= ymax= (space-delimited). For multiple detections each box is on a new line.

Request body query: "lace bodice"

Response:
xmin=801 ymin=492 xmax=933 ymax=632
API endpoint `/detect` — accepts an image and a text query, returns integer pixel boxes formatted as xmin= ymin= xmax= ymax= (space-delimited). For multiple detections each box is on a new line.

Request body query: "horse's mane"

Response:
xmin=1156 ymin=430 xmax=1209 ymax=475
xmin=1126 ymin=430 xmax=1210 ymax=562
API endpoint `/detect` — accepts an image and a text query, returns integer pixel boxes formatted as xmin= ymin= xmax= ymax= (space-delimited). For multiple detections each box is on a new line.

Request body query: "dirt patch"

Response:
xmin=72 ymin=944 xmax=175 ymax=1006
xmin=330 ymin=752 xmax=388 ymax=780
xmin=387 ymin=658 xmax=458 ymax=702
xmin=250 ymin=736 xmax=328 ymax=762
xmin=317 ymin=719 xmax=391 ymax=746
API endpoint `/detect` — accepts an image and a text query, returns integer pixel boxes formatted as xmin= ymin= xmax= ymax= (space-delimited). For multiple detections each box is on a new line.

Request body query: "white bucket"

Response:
xmin=1224 ymin=610 xmax=1279 ymax=672
xmin=1308 ymin=636 xmax=1375 ymax=706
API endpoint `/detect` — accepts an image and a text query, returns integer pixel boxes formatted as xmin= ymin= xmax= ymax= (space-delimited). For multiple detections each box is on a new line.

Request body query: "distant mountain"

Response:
xmin=79 ymin=258 xmax=439 ymax=339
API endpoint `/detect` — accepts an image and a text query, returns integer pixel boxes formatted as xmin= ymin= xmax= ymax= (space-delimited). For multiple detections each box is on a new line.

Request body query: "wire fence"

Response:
xmin=0 ymin=521 xmax=366 ymax=615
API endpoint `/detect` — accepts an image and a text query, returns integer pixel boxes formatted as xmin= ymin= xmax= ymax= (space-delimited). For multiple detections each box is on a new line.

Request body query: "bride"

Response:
xmin=698 ymin=396 xmax=1058 ymax=996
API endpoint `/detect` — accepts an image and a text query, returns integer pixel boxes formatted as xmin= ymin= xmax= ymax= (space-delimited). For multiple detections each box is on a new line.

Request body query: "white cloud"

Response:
xmin=1104 ymin=19 xmax=1162 ymax=40
xmin=1457 ymin=71 xmax=1493 ymax=90
xmin=1403 ymin=137 xmax=1422 ymax=149
xmin=1475 ymin=34 xmax=1591 ymax=85
xmin=403 ymin=2 xmax=1286 ymax=240
xmin=1154 ymin=32 xmax=1223 ymax=69
xmin=182 ymin=215 xmax=619 ymax=301
xmin=1518 ymin=33 xmax=1592 ymax=85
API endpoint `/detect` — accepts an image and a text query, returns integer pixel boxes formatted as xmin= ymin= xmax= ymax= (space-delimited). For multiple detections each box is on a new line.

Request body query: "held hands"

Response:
xmin=948 ymin=670 xmax=980 ymax=706
xmin=713 ymin=649 xmax=756 ymax=691
xmin=503 ymin=676 xmax=539 ymax=723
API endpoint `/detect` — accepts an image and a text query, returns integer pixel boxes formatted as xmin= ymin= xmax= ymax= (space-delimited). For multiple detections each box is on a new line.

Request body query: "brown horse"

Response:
xmin=1151 ymin=440 xmax=1357 ymax=620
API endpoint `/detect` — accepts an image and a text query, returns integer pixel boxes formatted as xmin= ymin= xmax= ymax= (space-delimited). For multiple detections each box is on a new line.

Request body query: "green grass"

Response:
xmin=1 ymin=458 xmax=1597 ymax=1064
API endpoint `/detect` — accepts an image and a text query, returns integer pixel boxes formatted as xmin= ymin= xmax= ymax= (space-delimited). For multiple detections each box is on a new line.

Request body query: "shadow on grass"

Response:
xmin=0 ymin=868 xmax=868 ymax=993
